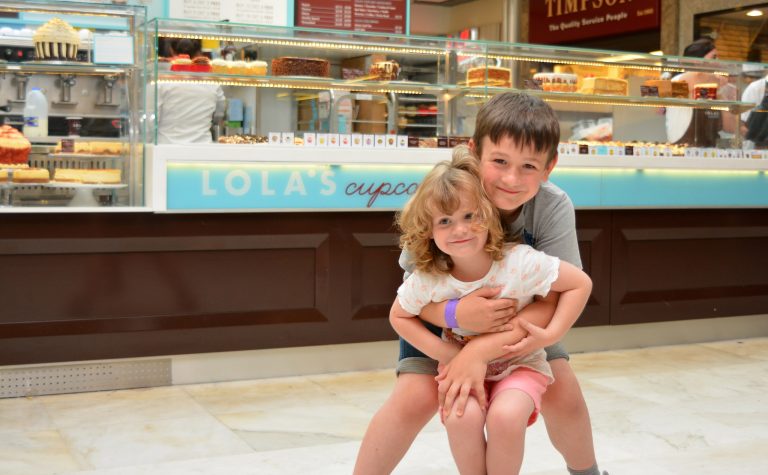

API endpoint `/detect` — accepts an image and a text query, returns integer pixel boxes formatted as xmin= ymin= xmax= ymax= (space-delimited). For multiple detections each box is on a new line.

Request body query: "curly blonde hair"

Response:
xmin=397 ymin=145 xmax=505 ymax=275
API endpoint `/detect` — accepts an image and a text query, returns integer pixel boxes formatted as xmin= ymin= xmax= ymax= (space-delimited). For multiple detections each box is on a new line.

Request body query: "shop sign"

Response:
xmin=163 ymin=162 xmax=768 ymax=211
xmin=165 ymin=162 xmax=430 ymax=210
xmin=295 ymin=0 xmax=407 ymax=34
xmin=528 ymin=0 xmax=660 ymax=45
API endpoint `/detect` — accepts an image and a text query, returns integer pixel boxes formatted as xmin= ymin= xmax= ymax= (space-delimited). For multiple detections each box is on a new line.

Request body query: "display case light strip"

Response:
xmin=460 ymin=52 xmax=687 ymax=74
xmin=156 ymin=79 xmax=422 ymax=94
xmin=557 ymin=168 xmax=763 ymax=176
xmin=463 ymin=93 xmax=730 ymax=111
xmin=160 ymin=33 xmax=441 ymax=56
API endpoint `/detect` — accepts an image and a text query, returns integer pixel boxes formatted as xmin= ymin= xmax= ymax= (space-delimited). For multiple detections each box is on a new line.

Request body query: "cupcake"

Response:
xmin=33 ymin=18 xmax=80 ymax=61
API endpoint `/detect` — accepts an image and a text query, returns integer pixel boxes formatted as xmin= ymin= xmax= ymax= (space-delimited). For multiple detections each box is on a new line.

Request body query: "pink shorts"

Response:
xmin=488 ymin=367 xmax=550 ymax=426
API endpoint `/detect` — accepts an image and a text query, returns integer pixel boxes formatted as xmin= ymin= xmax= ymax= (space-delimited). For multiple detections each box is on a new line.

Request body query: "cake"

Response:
xmin=191 ymin=56 xmax=212 ymax=72
xmin=369 ymin=60 xmax=400 ymax=80
xmin=53 ymin=141 xmax=123 ymax=155
xmin=0 ymin=125 xmax=31 ymax=164
xmin=533 ymin=72 xmax=578 ymax=92
xmin=579 ymin=77 xmax=628 ymax=96
xmin=694 ymin=83 xmax=718 ymax=100
xmin=247 ymin=60 xmax=267 ymax=75
xmin=641 ymin=79 xmax=689 ymax=98
xmin=466 ymin=66 xmax=511 ymax=87
xmin=33 ymin=18 xmax=80 ymax=61
xmin=271 ymin=57 xmax=330 ymax=77
xmin=211 ymin=58 xmax=228 ymax=74
xmin=54 ymin=168 xmax=121 ymax=184
xmin=12 ymin=167 xmax=49 ymax=183
xmin=170 ymin=54 xmax=195 ymax=72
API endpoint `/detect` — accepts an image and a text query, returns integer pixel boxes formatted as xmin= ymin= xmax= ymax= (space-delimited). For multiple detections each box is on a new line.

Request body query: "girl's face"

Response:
xmin=429 ymin=194 xmax=488 ymax=262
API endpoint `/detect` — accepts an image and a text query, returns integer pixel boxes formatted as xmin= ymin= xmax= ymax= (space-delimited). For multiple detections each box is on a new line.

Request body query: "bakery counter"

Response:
xmin=149 ymin=144 xmax=768 ymax=213
xmin=2 ymin=206 xmax=765 ymax=366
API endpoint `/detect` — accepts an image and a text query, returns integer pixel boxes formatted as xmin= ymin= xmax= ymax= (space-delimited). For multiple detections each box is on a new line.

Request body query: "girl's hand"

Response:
xmin=435 ymin=349 xmax=488 ymax=418
xmin=456 ymin=287 xmax=518 ymax=333
xmin=500 ymin=317 xmax=555 ymax=358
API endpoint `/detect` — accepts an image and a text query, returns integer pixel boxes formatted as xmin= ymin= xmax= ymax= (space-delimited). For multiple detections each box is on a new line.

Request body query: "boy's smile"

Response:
xmin=473 ymin=136 xmax=556 ymax=213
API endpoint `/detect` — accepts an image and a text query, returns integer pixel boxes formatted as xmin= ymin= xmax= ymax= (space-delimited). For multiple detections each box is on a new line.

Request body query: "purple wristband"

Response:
xmin=445 ymin=298 xmax=460 ymax=329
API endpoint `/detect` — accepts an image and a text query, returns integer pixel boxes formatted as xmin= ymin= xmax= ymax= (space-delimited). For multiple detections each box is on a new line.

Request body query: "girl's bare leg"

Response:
xmin=485 ymin=389 xmax=534 ymax=475
xmin=444 ymin=395 xmax=487 ymax=475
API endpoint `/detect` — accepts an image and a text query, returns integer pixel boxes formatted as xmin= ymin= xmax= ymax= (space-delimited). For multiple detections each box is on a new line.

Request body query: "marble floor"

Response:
xmin=2 ymin=337 xmax=767 ymax=475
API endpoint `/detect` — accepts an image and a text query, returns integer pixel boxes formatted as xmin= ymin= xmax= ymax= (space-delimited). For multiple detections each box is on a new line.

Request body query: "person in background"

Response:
xmin=666 ymin=37 xmax=738 ymax=146
xmin=156 ymin=39 xmax=225 ymax=144
xmin=390 ymin=145 xmax=592 ymax=474
xmin=354 ymin=92 xmax=607 ymax=475
xmin=739 ymin=68 xmax=768 ymax=148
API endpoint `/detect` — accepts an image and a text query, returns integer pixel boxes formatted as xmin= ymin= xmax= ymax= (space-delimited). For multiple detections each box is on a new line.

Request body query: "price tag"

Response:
xmin=93 ymin=34 xmax=134 ymax=64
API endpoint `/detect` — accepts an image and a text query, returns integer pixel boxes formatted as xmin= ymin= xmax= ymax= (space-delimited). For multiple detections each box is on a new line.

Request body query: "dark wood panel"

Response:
xmin=349 ymin=232 xmax=402 ymax=320
xmin=575 ymin=211 xmax=612 ymax=327
xmin=611 ymin=209 xmax=768 ymax=325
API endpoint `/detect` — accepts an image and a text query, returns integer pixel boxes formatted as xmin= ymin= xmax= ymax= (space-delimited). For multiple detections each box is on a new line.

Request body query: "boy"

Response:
xmin=353 ymin=92 xmax=605 ymax=475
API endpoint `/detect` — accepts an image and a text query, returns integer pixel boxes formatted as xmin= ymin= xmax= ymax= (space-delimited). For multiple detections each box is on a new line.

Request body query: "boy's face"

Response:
xmin=471 ymin=136 xmax=556 ymax=214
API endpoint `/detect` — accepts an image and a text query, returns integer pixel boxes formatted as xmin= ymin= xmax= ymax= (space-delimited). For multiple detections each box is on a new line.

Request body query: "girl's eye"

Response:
xmin=437 ymin=217 xmax=450 ymax=225
xmin=464 ymin=212 xmax=474 ymax=220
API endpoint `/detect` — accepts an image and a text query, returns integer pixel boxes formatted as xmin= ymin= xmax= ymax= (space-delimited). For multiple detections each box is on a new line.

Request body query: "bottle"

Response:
xmin=23 ymin=88 xmax=48 ymax=138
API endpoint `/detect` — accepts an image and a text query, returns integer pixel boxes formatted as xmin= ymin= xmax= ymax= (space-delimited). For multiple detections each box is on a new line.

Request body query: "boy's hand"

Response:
xmin=500 ymin=317 xmax=555 ymax=358
xmin=435 ymin=349 xmax=489 ymax=418
xmin=456 ymin=287 xmax=517 ymax=333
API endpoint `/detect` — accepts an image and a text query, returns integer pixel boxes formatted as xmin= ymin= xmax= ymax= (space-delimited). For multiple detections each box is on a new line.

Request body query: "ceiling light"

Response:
xmin=649 ymin=50 xmax=664 ymax=56
xmin=747 ymin=9 xmax=764 ymax=17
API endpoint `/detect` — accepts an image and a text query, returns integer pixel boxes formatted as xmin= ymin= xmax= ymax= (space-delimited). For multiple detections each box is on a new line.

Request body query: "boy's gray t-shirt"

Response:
xmin=399 ymin=181 xmax=581 ymax=277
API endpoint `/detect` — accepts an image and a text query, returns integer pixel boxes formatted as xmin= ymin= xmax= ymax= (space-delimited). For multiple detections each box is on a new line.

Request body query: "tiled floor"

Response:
xmin=2 ymin=338 xmax=767 ymax=475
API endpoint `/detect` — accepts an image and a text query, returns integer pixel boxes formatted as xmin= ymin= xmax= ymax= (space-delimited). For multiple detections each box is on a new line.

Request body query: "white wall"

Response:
xmin=410 ymin=0 xmax=504 ymax=38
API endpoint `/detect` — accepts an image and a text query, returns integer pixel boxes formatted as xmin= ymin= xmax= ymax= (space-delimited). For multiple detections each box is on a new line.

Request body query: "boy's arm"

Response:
xmin=436 ymin=294 xmax=557 ymax=416
xmin=390 ymin=298 xmax=460 ymax=365
xmin=418 ymin=288 xmax=518 ymax=333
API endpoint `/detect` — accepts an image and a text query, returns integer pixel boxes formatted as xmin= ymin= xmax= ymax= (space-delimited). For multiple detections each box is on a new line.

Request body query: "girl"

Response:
xmin=389 ymin=145 xmax=592 ymax=475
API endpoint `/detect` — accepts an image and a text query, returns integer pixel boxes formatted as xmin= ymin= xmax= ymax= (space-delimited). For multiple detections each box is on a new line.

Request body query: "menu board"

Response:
xmin=169 ymin=0 xmax=289 ymax=26
xmin=295 ymin=0 xmax=407 ymax=34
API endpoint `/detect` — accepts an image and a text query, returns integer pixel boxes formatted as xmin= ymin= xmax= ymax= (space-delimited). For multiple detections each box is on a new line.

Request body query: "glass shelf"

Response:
xmin=157 ymin=72 xmax=755 ymax=113
xmin=0 ymin=62 xmax=133 ymax=76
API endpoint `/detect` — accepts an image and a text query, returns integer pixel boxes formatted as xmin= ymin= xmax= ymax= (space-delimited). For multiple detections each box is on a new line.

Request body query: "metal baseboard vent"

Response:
xmin=0 ymin=359 xmax=172 ymax=399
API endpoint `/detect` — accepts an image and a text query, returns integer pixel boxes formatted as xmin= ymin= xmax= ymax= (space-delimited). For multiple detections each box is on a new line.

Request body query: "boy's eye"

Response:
xmin=524 ymin=163 xmax=538 ymax=170
xmin=493 ymin=158 xmax=507 ymax=165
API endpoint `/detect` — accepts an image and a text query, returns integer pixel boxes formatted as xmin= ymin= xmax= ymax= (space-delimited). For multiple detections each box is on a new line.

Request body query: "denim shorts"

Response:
xmin=396 ymin=327 xmax=570 ymax=376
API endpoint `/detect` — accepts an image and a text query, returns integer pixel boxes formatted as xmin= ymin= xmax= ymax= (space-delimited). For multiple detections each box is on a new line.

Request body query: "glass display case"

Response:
xmin=146 ymin=18 xmax=768 ymax=212
xmin=0 ymin=0 xmax=146 ymax=209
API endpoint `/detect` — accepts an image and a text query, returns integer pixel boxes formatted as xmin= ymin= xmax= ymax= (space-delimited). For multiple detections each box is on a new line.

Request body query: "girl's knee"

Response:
xmin=444 ymin=397 xmax=485 ymax=431
xmin=486 ymin=391 xmax=534 ymax=434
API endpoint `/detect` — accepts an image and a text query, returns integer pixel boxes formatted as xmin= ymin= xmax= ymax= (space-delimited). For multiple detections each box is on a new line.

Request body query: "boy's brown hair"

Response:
xmin=397 ymin=145 xmax=505 ymax=275
xmin=472 ymin=92 xmax=560 ymax=164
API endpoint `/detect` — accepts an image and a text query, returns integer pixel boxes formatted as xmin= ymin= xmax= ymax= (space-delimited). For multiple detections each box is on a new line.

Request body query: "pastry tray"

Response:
xmin=47 ymin=182 xmax=126 ymax=189
xmin=49 ymin=153 xmax=123 ymax=159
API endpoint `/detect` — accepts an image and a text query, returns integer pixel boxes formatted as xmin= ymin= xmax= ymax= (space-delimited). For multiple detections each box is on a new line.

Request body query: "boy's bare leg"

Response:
xmin=353 ymin=373 xmax=438 ymax=475
xmin=444 ymin=395 xmax=487 ymax=475
xmin=541 ymin=359 xmax=597 ymax=471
